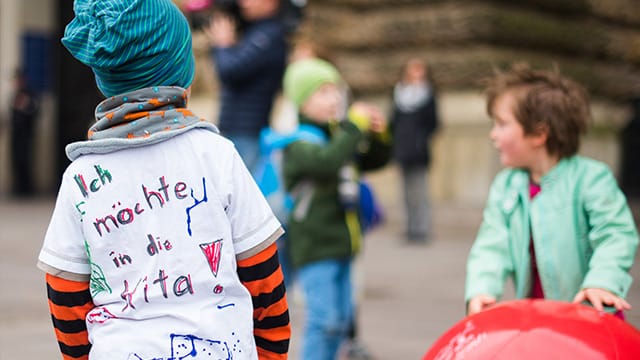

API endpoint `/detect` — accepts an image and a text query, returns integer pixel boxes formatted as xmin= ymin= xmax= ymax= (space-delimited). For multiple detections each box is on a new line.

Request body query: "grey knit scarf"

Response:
xmin=66 ymin=86 xmax=219 ymax=160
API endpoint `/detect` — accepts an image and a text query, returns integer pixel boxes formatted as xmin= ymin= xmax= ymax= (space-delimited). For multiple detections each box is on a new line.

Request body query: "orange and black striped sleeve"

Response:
xmin=237 ymin=242 xmax=290 ymax=359
xmin=46 ymin=273 xmax=93 ymax=360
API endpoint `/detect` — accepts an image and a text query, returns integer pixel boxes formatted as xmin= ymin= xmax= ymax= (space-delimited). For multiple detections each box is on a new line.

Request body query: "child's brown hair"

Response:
xmin=485 ymin=63 xmax=591 ymax=159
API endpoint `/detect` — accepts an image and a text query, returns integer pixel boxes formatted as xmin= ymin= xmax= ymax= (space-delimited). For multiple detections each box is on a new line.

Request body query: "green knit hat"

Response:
xmin=283 ymin=58 xmax=342 ymax=108
xmin=62 ymin=0 xmax=195 ymax=97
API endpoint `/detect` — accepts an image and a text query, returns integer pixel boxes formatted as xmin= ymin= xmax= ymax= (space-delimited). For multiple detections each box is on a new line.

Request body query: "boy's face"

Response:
xmin=489 ymin=91 xmax=543 ymax=169
xmin=405 ymin=60 xmax=426 ymax=84
xmin=300 ymin=82 xmax=342 ymax=123
xmin=238 ymin=0 xmax=279 ymax=21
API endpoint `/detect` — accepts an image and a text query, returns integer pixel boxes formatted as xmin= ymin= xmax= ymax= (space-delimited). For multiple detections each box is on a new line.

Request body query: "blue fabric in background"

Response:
xmin=359 ymin=180 xmax=384 ymax=233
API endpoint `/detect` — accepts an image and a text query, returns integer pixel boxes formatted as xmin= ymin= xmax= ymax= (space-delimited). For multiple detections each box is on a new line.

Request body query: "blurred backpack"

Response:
xmin=358 ymin=179 xmax=384 ymax=233
xmin=255 ymin=123 xmax=384 ymax=233
xmin=255 ymin=124 xmax=327 ymax=224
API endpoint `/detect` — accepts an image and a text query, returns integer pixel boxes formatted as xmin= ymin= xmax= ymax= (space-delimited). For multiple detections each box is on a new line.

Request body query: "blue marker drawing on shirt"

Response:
xmin=128 ymin=333 xmax=233 ymax=359
xmin=186 ymin=177 xmax=208 ymax=236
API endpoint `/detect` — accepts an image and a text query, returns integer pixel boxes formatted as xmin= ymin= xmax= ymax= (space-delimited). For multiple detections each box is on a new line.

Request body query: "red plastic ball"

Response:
xmin=423 ymin=299 xmax=640 ymax=360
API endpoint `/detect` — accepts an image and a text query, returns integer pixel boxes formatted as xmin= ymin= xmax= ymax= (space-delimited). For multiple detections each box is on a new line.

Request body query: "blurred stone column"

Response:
xmin=0 ymin=0 xmax=20 ymax=196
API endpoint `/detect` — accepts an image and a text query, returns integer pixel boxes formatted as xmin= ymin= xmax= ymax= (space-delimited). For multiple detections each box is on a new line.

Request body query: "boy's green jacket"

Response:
xmin=466 ymin=155 xmax=639 ymax=304
xmin=465 ymin=156 xmax=638 ymax=301
xmin=283 ymin=119 xmax=391 ymax=268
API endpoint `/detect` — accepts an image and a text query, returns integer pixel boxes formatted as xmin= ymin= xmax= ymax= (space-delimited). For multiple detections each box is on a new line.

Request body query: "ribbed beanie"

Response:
xmin=62 ymin=0 xmax=195 ymax=97
xmin=283 ymin=58 xmax=342 ymax=108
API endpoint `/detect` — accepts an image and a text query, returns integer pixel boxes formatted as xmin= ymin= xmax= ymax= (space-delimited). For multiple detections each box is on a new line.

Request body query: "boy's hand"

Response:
xmin=348 ymin=102 xmax=388 ymax=134
xmin=366 ymin=104 xmax=387 ymax=134
xmin=572 ymin=288 xmax=631 ymax=311
xmin=204 ymin=13 xmax=236 ymax=47
xmin=347 ymin=103 xmax=372 ymax=133
xmin=467 ymin=295 xmax=496 ymax=315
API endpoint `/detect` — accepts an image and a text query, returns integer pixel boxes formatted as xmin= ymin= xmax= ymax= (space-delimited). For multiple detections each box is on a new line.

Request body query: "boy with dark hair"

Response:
xmin=466 ymin=63 xmax=638 ymax=318
xmin=205 ymin=0 xmax=287 ymax=173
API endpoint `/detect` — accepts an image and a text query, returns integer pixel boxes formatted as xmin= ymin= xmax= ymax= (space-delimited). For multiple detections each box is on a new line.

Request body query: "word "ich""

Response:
xmin=75 ymin=165 xmax=112 ymax=198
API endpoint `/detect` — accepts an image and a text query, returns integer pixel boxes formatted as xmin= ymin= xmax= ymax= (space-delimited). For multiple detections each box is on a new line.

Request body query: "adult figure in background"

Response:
xmin=10 ymin=69 xmax=39 ymax=197
xmin=390 ymin=58 xmax=439 ymax=243
xmin=205 ymin=0 xmax=287 ymax=173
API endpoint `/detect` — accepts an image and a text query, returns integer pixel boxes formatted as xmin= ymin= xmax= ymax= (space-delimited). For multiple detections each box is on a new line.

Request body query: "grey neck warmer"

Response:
xmin=66 ymin=86 xmax=219 ymax=160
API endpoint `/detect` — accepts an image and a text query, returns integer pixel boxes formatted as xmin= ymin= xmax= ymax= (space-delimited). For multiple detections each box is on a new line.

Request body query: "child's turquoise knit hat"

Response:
xmin=283 ymin=58 xmax=342 ymax=108
xmin=62 ymin=0 xmax=195 ymax=97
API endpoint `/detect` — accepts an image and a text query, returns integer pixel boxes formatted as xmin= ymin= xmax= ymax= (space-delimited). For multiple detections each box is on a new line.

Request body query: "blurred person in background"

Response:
xmin=389 ymin=58 xmax=439 ymax=244
xmin=10 ymin=68 xmax=40 ymax=197
xmin=205 ymin=0 xmax=288 ymax=174
xmin=282 ymin=57 xmax=391 ymax=360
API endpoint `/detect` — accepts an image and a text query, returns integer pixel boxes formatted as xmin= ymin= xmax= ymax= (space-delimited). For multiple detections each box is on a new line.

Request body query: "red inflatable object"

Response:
xmin=423 ymin=299 xmax=640 ymax=360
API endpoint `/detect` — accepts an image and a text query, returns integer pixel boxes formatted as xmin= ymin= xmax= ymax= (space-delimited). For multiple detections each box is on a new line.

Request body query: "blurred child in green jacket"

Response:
xmin=282 ymin=58 xmax=390 ymax=360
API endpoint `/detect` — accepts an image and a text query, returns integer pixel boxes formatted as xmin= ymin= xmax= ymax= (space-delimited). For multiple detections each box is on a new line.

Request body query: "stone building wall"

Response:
xmin=302 ymin=0 xmax=640 ymax=100
xmin=297 ymin=0 xmax=640 ymax=203
xmin=191 ymin=0 xmax=640 ymax=203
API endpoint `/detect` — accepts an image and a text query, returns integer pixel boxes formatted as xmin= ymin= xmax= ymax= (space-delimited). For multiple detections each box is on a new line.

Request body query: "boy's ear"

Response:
xmin=530 ymin=123 xmax=549 ymax=147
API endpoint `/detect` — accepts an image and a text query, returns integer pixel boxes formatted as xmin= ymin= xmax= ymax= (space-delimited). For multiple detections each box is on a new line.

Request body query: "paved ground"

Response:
xmin=1 ymin=166 xmax=639 ymax=360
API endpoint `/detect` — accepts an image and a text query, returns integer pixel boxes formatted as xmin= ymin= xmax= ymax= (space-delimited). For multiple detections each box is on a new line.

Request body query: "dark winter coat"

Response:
xmin=211 ymin=17 xmax=287 ymax=136
xmin=390 ymin=92 xmax=439 ymax=168
xmin=283 ymin=118 xmax=391 ymax=268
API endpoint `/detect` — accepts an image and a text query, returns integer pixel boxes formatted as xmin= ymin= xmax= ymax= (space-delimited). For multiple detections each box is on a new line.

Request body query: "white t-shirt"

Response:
xmin=38 ymin=129 xmax=282 ymax=360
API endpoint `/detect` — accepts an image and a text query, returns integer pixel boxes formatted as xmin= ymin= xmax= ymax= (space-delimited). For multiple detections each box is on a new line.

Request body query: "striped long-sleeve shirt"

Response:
xmin=238 ymin=242 xmax=290 ymax=358
xmin=46 ymin=274 xmax=93 ymax=359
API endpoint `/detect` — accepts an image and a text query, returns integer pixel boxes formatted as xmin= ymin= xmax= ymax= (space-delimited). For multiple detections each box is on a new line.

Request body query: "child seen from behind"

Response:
xmin=37 ymin=1 xmax=289 ymax=359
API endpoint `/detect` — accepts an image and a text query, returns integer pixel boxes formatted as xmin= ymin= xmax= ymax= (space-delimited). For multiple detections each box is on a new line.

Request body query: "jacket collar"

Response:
xmin=539 ymin=156 xmax=574 ymax=188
